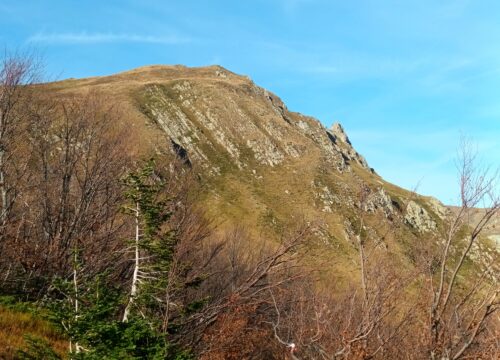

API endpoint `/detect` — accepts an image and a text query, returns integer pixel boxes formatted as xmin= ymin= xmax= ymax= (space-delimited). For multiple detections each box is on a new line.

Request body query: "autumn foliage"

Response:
xmin=0 ymin=54 xmax=498 ymax=359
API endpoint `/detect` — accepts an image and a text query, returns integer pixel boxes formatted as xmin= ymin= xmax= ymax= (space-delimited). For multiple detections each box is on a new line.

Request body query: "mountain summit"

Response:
xmin=1 ymin=62 xmax=495 ymax=359
xmin=44 ymin=65 xmax=495 ymax=268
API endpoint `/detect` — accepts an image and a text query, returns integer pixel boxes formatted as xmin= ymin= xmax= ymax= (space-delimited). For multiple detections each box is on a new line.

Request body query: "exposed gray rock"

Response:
xmin=427 ymin=197 xmax=449 ymax=219
xmin=363 ymin=188 xmax=394 ymax=218
xmin=317 ymin=185 xmax=340 ymax=212
xmin=142 ymin=77 xmax=374 ymax=177
xmin=246 ymin=139 xmax=284 ymax=166
xmin=404 ymin=201 xmax=437 ymax=232
xmin=330 ymin=123 xmax=351 ymax=145
xmin=342 ymin=147 xmax=370 ymax=169
xmin=327 ymin=123 xmax=371 ymax=171
xmin=293 ymin=116 xmax=348 ymax=172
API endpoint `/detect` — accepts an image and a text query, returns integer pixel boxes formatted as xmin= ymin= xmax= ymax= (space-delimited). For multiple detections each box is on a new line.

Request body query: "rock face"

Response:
xmin=404 ymin=201 xmax=437 ymax=232
xmin=330 ymin=123 xmax=351 ymax=144
xmin=45 ymin=64 xmax=451 ymax=268
xmin=427 ymin=197 xmax=449 ymax=219
xmin=363 ymin=188 xmax=394 ymax=218
xmin=327 ymin=123 xmax=371 ymax=170
xmin=137 ymin=70 xmax=372 ymax=175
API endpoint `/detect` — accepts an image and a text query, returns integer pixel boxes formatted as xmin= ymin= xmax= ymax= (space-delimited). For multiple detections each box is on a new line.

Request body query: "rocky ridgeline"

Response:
xmin=327 ymin=123 xmax=371 ymax=170
xmin=134 ymin=66 xmax=454 ymax=237
xmin=37 ymin=63 xmax=497 ymax=311
xmin=139 ymin=68 xmax=372 ymax=175
xmin=404 ymin=201 xmax=437 ymax=232
xmin=48 ymin=64 xmax=460 ymax=257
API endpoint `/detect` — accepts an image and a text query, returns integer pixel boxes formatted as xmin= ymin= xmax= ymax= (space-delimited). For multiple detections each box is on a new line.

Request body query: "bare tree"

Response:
xmin=426 ymin=139 xmax=499 ymax=359
xmin=191 ymin=224 xmax=312 ymax=358
xmin=0 ymin=51 xmax=41 ymax=245
xmin=262 ymin=184 xmax=422 ymax=360
xmin=14 ymin=92 xmax=129 ymax=291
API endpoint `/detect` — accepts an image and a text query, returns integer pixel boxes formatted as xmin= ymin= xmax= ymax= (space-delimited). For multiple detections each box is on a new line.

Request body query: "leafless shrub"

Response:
xmin=423 ymin=138 xmax=499 ymax=360
xmin=0 ymin=51 xmax=42 ymax=245
xmin=190 ymin=223 xmax=313 ymax=358
xmin=4 ymin=92 xmax=130 ymax=293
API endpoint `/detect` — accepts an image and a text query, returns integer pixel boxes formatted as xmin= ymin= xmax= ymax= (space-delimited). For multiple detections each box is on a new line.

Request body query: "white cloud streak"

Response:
xmin=27 ymin=32 xmax=191 ymax=45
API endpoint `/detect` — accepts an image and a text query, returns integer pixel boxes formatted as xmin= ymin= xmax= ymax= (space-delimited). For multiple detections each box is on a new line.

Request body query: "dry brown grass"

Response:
xmin=24 ymin=65 xmax=498 ymax=359
xmin=34 ymin=64 xmax=446 ymax=283
xmin=0 ymin=306 xmax=67 ymax=359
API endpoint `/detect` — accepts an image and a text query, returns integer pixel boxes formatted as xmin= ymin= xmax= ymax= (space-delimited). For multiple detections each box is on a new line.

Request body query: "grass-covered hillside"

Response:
xmin=0 ymin=60 xmax=497 ymax=359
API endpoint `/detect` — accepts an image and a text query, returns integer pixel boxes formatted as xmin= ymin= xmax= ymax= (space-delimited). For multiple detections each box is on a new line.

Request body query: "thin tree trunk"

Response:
xmin=73 ymin=249 xmax=80 ymax=353
xmin=0 ymin=149 xmax=8 ymax=227
xmin=359 ymin=234 xmax=367 ymax=305
xmin=123 ymin=201 xmax=140 ymax=322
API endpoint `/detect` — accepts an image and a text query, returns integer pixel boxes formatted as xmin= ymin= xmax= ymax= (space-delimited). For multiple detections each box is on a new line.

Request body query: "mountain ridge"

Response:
xmin=1 ymin=62 xmax=494 ymax=358
xmin=41 ymin=64 xmax=498 ymax=266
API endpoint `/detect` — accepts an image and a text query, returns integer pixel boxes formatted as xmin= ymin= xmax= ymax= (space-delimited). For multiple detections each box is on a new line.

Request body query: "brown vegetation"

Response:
xmin=0 ymin=54 xmax=498 ymax=359
xmin=0 ymin=305 xmax=67 ymax=358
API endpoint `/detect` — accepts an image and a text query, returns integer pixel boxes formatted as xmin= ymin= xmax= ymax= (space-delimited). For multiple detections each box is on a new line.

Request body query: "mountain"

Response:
xmin=43 ymin=64 xmax=496 ymax=274
xmin=2 ymin=63 xmax=496 ymax=359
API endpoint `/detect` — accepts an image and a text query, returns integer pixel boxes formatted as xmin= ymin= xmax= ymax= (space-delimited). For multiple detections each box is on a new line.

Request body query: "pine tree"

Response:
xmin=42 ymin=159 xmax=192 ymax=359
xmin=121 ymin=159 xmax=177 ymax=325
xmin=46 ymin=273 xmax=174 ymax=359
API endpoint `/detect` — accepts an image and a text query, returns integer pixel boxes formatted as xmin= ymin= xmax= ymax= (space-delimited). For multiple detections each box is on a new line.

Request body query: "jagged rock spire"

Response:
xmin=330 ymin=122 xmax=351 ymax=145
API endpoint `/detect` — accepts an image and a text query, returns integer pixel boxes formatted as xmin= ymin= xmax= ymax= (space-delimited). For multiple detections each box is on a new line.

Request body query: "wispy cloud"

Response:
xmin=27 ymin=32 xmax=191 ymax=45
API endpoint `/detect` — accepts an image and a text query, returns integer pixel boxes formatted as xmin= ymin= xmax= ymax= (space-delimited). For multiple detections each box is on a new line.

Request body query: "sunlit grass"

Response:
xmin=0 ymin=305 xmax=67 ymax=358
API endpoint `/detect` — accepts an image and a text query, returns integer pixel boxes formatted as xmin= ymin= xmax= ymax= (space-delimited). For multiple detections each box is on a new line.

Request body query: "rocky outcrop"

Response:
xmin=427 ymin=197 xmax=449 ymax=219
xmin=140 ymin=73 xmax=370 ymax=175
xmin=47 ymin=64 xmax=457 ymax=260
xmin=363 ymin=188 xmax=394 ymax=218
xmin=404 ymin=201 xmax=437 ymax=232
xmin=313 ymin=182 xmax=341 ymax=213
xmin=330 ymin=123 xmax=351 ymax=145
xmin=327 ymin=123 xmax=371 ymax=170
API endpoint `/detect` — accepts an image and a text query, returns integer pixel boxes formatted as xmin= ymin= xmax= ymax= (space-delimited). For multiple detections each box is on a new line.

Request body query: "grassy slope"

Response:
xmin=4 ymin=64 xmax=493 ymax=355
xmin=0 ymin=304 xmax=66 ymax=358
xmin=39 ymin=65 xmax=432 ymax=273
xmin=44 ymin=65 xmax=500 ymax=283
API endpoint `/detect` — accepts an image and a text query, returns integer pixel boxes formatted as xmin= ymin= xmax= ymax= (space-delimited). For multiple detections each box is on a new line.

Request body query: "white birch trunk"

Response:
xmin=123 ymin=201 xmax=140 ymax=322
xmin=0 ymin=148 xmax=8 ymax=226
xmin=73 ymin=250 xmax=81 ymax=353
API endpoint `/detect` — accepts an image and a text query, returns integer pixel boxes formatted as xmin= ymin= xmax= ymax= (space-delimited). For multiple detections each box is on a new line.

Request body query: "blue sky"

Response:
xmin=1 ymin=0 xmax=499 ymax=204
